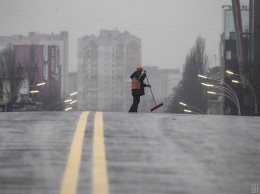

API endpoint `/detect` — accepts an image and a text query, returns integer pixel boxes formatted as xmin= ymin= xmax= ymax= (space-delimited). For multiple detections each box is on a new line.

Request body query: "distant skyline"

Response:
xmin=0 ymin=0 xmax=249 ymax=72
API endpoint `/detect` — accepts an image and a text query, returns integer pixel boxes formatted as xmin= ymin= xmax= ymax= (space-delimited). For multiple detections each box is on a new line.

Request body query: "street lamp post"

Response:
xmin=0 ymin=81 xmax=45 ymax=106
xmin=66 ymin=92 xmax=77 ymax=111
xmin=199 ymin=75 xmax=241 ymax=116
xmin=65 ymin=107 xmax=72 ymax=111
xmin=227 ymin=70 xmax=258 ymax=115
xmin=201 ymin=83 xmax=241 ymax=116
xmin=36 ymin=82 xmax=45 ymax=86
xmin=207 ymin=91 xmax=241 ymax=115
xmin=53 ymin=92 xmax=78 ymax=111
xmin=30 ymin=90 xmax=39 ymax=94
xmin=54 ymin=100 xmax=72 ymax=111
xmin=199 ymin=75 xmax=239 ymax=104
xmin=215 ymin=85 xmax=240 ymax=112
xmin=70 ymin=92 xmax=77 ymax=96
xmin=183 ymin=109 xmax=201 ymax=114
xmin=28 ymin=82 xmax=45 ymax=102
xmin=179 ymin=102 xmax=204 ymax=114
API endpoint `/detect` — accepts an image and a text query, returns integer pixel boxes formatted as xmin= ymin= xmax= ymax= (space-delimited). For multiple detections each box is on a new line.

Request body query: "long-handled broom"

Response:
xmin=146 ymin=74 xmax=164 ymax=112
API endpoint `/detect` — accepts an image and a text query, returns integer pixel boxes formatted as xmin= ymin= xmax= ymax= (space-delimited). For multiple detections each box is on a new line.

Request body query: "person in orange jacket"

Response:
xmin=129 ymin=65 xmax=151 ymax=112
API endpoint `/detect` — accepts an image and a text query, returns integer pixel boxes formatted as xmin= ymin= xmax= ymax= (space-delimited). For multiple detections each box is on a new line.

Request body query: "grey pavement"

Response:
xmin=0 ymin=111 xmax=260 ymax=194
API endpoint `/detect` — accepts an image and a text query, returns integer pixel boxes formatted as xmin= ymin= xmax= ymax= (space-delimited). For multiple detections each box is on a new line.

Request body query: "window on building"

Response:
xmin=226 ymin=51 xmax=232 ymax=60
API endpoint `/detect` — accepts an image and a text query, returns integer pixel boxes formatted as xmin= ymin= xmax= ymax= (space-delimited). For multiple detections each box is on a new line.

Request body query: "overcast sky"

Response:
xmin=0 ymin=0 xmax=249 ymax=72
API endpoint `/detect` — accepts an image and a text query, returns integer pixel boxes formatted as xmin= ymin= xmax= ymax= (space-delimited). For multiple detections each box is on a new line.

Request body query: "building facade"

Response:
xmin=140 ymin=66 xmax=182 ymax=112
xmin=249 ymin=0 xmax=260 ymax=115
xmin=77 ymin=30 xmax=141 ymax=112
xmin=158 ymin=69 xmax=182 ymax=101
xmin=15 ymin=45 xmax=61 ymax=105
xmin=220 ymin=5 xmax=250 ymax=115
xmin=0 ymin=44 xmax=61 ymax=110
xmin=0 ymin=31 xmax=69 ymax=98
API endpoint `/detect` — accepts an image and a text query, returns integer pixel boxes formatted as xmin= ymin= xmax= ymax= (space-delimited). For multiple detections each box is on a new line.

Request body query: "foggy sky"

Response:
xmin=0 ymin=0 xmax=249 ymax=72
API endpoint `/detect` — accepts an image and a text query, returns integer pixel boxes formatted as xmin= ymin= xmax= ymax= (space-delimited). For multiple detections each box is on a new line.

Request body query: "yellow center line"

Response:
xmin=92 ymin=112 xmax=110 ymax=194
xmin=59 ymin=111 xmax=89 ymax=194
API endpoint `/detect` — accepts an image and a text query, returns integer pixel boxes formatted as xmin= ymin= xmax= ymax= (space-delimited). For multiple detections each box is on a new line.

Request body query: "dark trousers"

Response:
xmin=129 ymin=95 xmax=140 ymax=112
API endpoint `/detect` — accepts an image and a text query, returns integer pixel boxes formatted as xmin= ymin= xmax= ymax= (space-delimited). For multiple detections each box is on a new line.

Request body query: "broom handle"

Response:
xmin=145 ymin=73 xmax=157 ymax=106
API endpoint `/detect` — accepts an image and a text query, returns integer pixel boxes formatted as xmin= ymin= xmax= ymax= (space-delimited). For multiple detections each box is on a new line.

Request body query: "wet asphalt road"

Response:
xmin=0 ymin=111 xmax=260 ymax=194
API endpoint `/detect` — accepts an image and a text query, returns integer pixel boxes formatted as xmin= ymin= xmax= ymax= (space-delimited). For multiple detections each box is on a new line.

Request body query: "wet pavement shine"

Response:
xmin=0 ymin=111 xmax=260 ymax=194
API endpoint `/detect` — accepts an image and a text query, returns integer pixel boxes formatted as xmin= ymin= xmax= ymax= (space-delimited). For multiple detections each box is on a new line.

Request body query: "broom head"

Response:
xmin=150 ymin=103 xmax=164 ymax=112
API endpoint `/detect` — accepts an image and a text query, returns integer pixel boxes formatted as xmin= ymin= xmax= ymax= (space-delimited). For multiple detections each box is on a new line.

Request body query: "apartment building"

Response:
xmin=77 ymin=30 xmax=141 ymax=112
xmin=143 ymin=67 xmax=181 ymax=100
xmin=219 ymin=5 xmax=250 ymax=115
xmin=139 ymin=66 xmax=182 ymax=112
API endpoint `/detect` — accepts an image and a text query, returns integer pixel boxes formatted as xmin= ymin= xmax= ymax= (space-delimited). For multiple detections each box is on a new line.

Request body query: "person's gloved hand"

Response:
xmin=146 ymin=84 xmax=151 ymax=88
xmin=143 ymin=70 xmax=147 ymax=73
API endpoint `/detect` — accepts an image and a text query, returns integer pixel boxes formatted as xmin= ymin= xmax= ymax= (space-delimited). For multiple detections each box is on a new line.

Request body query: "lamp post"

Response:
xmin=66 ymin=92 xmax=77 ymax=110
xmin=198 ymin=75 xmax=241 ymax=116
xmin=70 ymin=100 xmax=77 ymax=105
xmin=28 ymin=82 xmax=45 ymax=102
xmin=36 ymin=82 xmax=45 ymax=86
xmin=183 ymin=109 xmax=201 ymax=114
xmin=30 ymin=90 xmax=39 ymax=94
xmin=201 ymin=83 xmax=241 ymax=116
xmin=0 ymin=81 xmax=45 ymax=102
xmin=65 ymin=107 xmax=72 ymax=111
xmin=53 ymin=92 xmax=78 ymax=111
xmin=207 ymin=91 xmax=241 ymax=115
xmin=198 ymin=75 xmax=239 ymax=104
xmin=179 ymin=101 xmax=204 ymax=114
xmin=227 ymin=70 xmax=258 ymax=115
xmin=54 ymin=100 xmax=72 ymax=111
xmin=70 ymin=92 xmax=77 ymax=96
xmin=201 ymin=82 xmax=239 ymax=107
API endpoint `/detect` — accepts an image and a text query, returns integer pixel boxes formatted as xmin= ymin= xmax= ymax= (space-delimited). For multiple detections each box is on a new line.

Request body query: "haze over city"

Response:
xmin=0 ymin=0 xmax=249 ymax=72
xmin=0 ymin=1 xmax=260 ymax=193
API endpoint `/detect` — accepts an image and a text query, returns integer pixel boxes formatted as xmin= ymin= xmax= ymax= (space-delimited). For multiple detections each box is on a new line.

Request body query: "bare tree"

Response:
xmin=165 ymin=81 xmax=185 ymax=113
xmin=40 ymin=86 xmax=63 ymax=111
xmin=165 ymin=36 xmax=209 ymax=114
xmin=23 ymin=45 xmax=39 ymax=87
xmin=15 ymin=44 xmax=39 ymax=102
xmin=0 ymin=45 xmax=40 ymax=103
xmin=0 ymin=44 xmax=23 ymax=102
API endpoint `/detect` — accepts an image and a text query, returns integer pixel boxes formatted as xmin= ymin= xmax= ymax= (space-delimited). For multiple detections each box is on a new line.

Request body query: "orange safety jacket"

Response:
xmin=131 ymin=77 xmax=141 ymax=89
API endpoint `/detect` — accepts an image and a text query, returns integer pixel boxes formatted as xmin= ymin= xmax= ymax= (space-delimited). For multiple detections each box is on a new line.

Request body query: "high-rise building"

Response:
xmin=158 ymin=69 xmax=182 ymax=101
xmin=77 ymin=30 xmax=141 ymax=112
xmin=138 ymin=66 xmax=182 ymax=113
xmin=220 ymin=5 xmax=250 ymax=115
xmin=142 ymin=66 xmax=181 ymax=108
xmin=0 ymin=31 xmax=69 ymax=98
